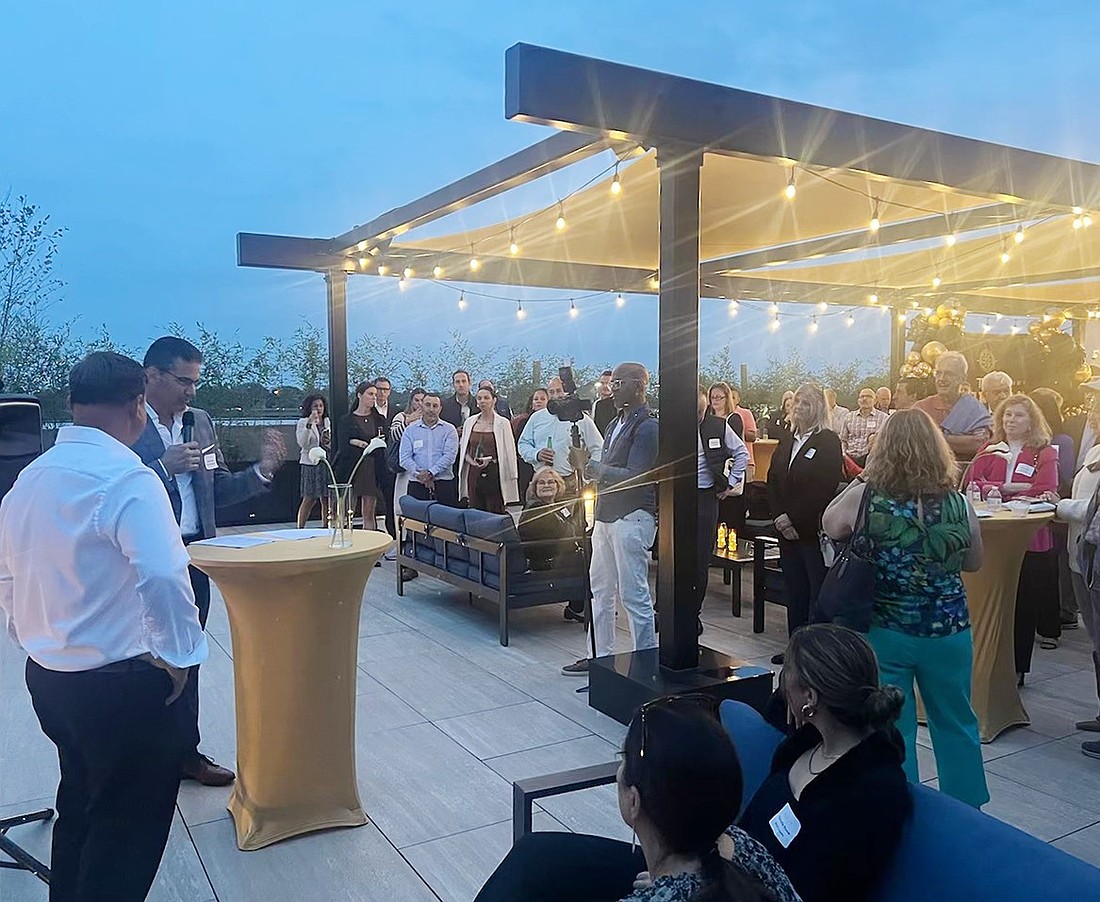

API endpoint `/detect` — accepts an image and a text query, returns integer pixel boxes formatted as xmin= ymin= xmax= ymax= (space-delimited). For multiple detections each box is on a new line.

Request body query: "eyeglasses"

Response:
xmin=159 ymin=368 xmax=201 ymax=390
xmin=609 ymin=377 xmax=641 ymax=390
xmin=636 ymin=693 xmax=716 ymax=760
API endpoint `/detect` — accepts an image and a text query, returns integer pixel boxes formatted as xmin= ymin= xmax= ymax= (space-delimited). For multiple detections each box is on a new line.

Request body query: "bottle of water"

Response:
xmin=967 ymin=481 xmax=983 ymax=509
xmin=986 ymin=485 xmax=1003 ymax=512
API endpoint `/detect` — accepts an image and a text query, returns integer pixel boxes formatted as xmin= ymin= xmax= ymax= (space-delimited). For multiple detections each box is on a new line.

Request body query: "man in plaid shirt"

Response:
xmin=839 ymin=388 xmax=889 ymax=467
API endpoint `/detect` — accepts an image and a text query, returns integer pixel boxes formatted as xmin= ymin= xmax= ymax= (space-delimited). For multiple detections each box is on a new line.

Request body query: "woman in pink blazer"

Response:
xmin=969 ymin=394 xmax=1059 ymax=682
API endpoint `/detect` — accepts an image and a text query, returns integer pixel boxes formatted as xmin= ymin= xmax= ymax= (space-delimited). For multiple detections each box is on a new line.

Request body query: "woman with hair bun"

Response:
xmin=739 ymin=624 xmax=912 ymax=902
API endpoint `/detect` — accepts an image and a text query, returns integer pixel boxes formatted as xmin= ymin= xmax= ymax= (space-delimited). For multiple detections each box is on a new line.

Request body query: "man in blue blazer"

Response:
xmin=133 ymin=336 xmax=284 ymax=786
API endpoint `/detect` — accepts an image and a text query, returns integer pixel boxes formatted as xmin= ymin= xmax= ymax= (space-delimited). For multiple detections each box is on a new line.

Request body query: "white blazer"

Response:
xmin=458 ymin=413 xmax=520 ymax=505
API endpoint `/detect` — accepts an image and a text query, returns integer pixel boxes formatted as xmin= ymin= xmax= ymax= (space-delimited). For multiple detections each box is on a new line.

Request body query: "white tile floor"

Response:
xmin=2 ymin=525 xmax=1100 ymax=900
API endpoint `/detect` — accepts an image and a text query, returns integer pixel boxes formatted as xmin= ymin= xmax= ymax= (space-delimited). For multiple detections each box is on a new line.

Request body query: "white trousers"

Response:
xmin=589 ymin=511 xmax=657 ymax=658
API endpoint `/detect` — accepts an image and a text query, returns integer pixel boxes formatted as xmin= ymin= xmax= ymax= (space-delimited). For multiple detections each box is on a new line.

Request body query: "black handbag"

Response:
xmin=814 ymin=484 xmax=875 ymax=632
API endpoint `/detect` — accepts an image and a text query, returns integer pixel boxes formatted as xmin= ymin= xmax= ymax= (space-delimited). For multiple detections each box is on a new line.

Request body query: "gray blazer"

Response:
xmin=132 ymin=406 xmax=268 ymax=540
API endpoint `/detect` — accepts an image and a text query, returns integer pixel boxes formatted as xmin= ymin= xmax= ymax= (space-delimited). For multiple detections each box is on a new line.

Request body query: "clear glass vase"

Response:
xmin=329 ymin=483 xmax=354 ymax=549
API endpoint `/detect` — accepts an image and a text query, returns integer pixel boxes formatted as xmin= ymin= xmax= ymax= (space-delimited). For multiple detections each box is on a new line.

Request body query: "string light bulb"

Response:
xmin=398 ymin=274 xmax=408 ymax=291
xmin=555 ymin=203 xmax=566 ymax=231
xmin=377 ymin=263 xmax=390 ymax=277
xmin=469 ymin=256 xmax=480 ymax=272
xmin=728 ymin=300 xmax=739 ymax=317
xmin=768 ymin=315 xmax=780 ymax=332
xmin=983 ymin=319 xmax=992 ymax=333
xmin=868 ymin=291 xmax=879 ymax=305
xmin=433 ymin=264 xmax=444 ymax=278
xmin=943 ymin=217 xmax=957 ymax=246
xmin=457 ymin=292 xmax=467 ymax=311
xmin=808 ymin=316 xmax=819 ymax=334
xmin=1073 ymin=215 xmax=1084 ymax=230
xmin=648 ymin=274 xmax=659 ymax=290
xmin=516 ymin=302 xmax=526 ymax=320
xmin=931 ymin=275 xmax=942 ymax=289
xmin=1014 ymin=224 xmax=1026 ymax=244
xmin=897 ymin=311 xmax=907 ymax=323
xmin=402 ymin=266 xmax=414 ymax=279
xmin=356 ymin=240 xmax=369 ymax=252
xmin=1085 ymin=213 xmax=1095 ymax=228
xmin=509 ymin=230 xmax=520 ymax=256
xmin=616 ymin=293 xmax=626 ymax=308
xmin=880 ymin=305 xmax=889 ymax=316
xmin=610 ymin=164 xmax=622 ymax=196
xmin=817 ymin=301 xmax=828 ymax=312
xmin=358 ymin=257 xmax=369 ymax=270
xmin=1000 ymin=241 xmax=1011 ymax=265
xmin=846 ymin=312 xmax=855 ymax=327
xmin=784 ymin=167 xmax=797 ymax=200
xmin=769 ymin=302 xmax=780 ymax=316
xmin=1011 ymin=321 xmax=1020 ymax=334
xmin=995 ymin=312 xmax=1003 ymax=320
xmin=869 ymin=198 xmax=881 ymax=233
xmin=569 ymin=300 xmax=579 ymax=319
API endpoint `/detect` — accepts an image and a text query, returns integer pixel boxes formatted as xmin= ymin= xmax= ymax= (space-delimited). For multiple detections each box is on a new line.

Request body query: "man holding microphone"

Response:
xmin=0 ymin=352 xmax=208 ymax=900
xmin=134 ymin=336 xmax=285 ymax=786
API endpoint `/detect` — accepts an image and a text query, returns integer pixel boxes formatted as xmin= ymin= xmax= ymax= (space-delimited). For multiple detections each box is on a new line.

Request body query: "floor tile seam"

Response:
xmin=174 ymin=801 xmax=221 ymax=901
xmin=479 ymin=731 xmax=608 ymax=766
xmin=355 ymin=654 xmax=538 ymax=703
xmin=429 ymin=697 xmax=563 ymax=730
xmin=981 ymin=765 xmax=1100 ymax=817
xmin=361 ymin=817 xmax=446 ymax=901
xmin=978 ymin=734 xmax=1061 ymax=763
xmin=395 ymin=816 xmax=514 ymax=851
xmin=1049 ymin=818 xmax=1100 ymax=843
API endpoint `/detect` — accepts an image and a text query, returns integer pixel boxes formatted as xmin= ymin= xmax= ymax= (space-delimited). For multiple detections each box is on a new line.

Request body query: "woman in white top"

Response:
xmin=391 ymin=389 xmax=425 ymax=521
xmin=295 ymin=393 xmax=331 ymax=528
xmin=459 ymin=386 xmax=519 ymax=513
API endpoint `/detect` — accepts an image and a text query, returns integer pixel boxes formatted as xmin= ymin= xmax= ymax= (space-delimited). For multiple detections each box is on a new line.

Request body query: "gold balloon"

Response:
xmin=936 ymin=304 xmax=950 ymax=317
xmin=928 ymin=314 xmax=941 ymax=326
xmin=1075 ymin=363 xmax=1093 ymax=384
xmin=907 ymin=351 xmax=922 ymax=365
xmin=921 ymin=341 xmax=947 ymax=364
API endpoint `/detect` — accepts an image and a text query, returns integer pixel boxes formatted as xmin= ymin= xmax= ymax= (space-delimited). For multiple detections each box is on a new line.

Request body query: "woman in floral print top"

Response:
xmin=823 ymin=409 xmax=988 ymax=809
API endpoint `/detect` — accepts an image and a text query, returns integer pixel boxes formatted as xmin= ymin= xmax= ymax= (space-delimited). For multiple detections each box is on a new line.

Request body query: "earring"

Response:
xmin=800 ymin=703 xmax=816 ymax=719
xmin=630 ymin=827 xmax=637 ymax=854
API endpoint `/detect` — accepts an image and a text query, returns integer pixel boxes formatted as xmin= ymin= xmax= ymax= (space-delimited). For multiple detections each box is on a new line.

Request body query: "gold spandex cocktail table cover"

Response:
xmin=189 ymin=530 xmax=392 ymax=850
xmin=753 ymin=439 xmax=779 ymax=483
xmin=962 ymin=510 xmax=1052 ymax=742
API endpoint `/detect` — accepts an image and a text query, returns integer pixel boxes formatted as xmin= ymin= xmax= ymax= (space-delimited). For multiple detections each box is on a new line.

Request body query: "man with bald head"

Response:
xmin=914 ymin=351 xmax=992 ymax=457
xmin=563 ymin=362 xmax=659 ymax=675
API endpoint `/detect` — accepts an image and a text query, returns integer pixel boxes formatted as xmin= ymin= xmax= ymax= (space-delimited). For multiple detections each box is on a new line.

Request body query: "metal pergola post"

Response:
xmin=656 ymin=145 xmax=704 ymax=670
xmin=325 ymin=270 xmax=349 ymax=421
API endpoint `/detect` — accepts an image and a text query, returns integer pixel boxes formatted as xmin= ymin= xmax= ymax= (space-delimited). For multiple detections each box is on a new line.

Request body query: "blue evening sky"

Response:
xmin=2 ymin=1 xmax=1097 ymax=379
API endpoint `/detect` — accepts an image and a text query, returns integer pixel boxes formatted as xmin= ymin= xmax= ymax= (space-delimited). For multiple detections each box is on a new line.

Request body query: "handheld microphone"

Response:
xmin=181 ymin=410 xmax=195 ymax=444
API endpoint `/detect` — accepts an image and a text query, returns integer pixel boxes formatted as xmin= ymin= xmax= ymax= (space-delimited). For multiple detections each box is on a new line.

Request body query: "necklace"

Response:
xmin=806 ymin=742 xmax=846 ymax=775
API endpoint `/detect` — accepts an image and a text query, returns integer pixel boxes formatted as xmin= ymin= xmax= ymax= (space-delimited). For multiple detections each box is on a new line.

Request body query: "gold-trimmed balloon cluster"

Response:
xmin=925 ymin=304 xmax=966 ymax=329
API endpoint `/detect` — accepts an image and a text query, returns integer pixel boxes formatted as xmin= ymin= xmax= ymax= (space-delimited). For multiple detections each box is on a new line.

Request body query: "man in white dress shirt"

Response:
xmin=0 ymin=352 xmax=208 ymax=901
xmin=517 ymin=377 xmax=603 ymax=496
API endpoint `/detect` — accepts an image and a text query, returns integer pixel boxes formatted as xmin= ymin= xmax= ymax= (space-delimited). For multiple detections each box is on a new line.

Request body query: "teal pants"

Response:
xmin=868 ymin=625 xmax=990 ymax=809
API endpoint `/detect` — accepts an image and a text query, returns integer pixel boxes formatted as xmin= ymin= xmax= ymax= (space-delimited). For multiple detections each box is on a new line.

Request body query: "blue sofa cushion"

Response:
xmin=399 ymin=496 xmax=434 ymax=524
xmin=427 ymin=505 xmax=469 ymax=565
xmin=464 ymin=509 xmax=527 ymax=579
xmin=874 ymin=784 xmax=1100 ymax=901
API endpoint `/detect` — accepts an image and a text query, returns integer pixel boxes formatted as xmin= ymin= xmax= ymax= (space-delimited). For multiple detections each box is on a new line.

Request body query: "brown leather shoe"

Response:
xmin=182 ymin=754 xmax=235 ymax=786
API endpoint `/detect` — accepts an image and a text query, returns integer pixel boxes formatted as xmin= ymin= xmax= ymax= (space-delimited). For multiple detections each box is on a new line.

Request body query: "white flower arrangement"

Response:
xmin=310 ymin=439 xmax=387 ymax=547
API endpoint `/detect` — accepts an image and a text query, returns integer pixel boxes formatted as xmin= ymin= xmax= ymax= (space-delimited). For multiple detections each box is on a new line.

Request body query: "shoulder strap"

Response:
xmin=853 ymin=482 xmax=873 ymax=535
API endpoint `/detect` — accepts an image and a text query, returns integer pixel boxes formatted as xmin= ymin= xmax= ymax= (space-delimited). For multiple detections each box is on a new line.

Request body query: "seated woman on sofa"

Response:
xmin=475 ymin=696 xmax=798 ymax=902
xmin=740 ymin=624 xmax=912 ymax=901
xmin=519 ymin=466 xmax=587 ymax=623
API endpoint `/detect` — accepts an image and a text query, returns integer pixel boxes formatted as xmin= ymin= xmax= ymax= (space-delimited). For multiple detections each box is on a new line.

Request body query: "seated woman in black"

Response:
xmin=476 ymin=696 xmax=798 ymax=902
xmin=739 ymin=624 xmax=912 ymax=902
xmin=519 ymin=466 xmax=587 ymax=622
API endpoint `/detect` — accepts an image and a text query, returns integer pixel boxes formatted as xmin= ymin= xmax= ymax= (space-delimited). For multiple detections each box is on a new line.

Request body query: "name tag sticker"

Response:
xmin=804 ymin=447 xmax=817 ymax=460
xmin=413 ymin=439 xmax=425 ymax=450
xmin=708 ymin=437 xmax=722 ymax=449
xmin=203 ymin=452 xmax=217 ymax=471
xmin=1015 ymin=463 xmax=1035 ymax=477
xmin=769 ymin=803 xmax=802 ymax=848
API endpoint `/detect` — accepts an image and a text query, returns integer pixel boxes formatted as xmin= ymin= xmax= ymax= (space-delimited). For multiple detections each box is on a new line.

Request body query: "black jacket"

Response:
xmin=767 ymin=429 xmax=844 ymax=541
xmin=593 ymin=397 xmax=617 ymax=435
xmin=441 ymin=395 xmax=478 ymax=432
xmin=739 ymin=725 xmax=912 ymax=902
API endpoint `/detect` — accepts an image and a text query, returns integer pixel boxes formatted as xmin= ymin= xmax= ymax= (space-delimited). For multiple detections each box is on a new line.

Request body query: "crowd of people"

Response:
xmin=6 ymin=337 xmax=1100 ymax=900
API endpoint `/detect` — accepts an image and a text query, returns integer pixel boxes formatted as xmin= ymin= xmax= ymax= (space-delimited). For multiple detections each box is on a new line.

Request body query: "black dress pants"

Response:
xmin=695 ymin=489 xmax=720 ymax=619
xmin=406 ymin=478 xmax=459 ymax=508
xmin=475 ymin=832 xmax=643 ymax=902
xmin=1015 ymin=548 xmax=1060 ymax=674
xmin=25 ymin=659 xmax=189 ymax=902
xmin=778 ymin=537 xmax=827 ymax=636
xmin=178 ymin=562 xmax=211 ymax=760
xmin=380 ymin=470 xmax=397 ymax=538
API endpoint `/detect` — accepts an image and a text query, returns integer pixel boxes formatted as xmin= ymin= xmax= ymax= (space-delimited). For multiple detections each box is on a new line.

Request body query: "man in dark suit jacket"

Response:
xmin=134 ymin=336 xmax=284 ymax=786
xmin=767 ymin=386 xmax=844 ymax=660
xmin=373 ymin=376 xmax=400 ymax=544
xmin=441 ymin=368 xmax=478 ymax=431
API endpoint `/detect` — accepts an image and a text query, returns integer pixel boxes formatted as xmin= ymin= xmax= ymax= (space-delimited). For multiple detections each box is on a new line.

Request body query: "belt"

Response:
xmin=92 ymin=657 xmax=160 ymax=674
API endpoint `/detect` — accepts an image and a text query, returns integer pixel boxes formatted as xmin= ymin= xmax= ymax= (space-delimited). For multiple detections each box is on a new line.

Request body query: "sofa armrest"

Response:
xmin=512 ymin=761 xmax=619 ymax=844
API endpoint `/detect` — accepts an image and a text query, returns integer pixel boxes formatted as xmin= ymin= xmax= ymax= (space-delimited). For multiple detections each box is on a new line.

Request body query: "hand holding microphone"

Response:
xmin=162 ymin=411 xmax=201 ymax=475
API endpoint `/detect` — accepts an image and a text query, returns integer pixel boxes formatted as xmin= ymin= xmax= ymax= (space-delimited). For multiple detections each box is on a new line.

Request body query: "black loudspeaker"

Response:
xmin=0 ymin=395 xmax=43 ymax=500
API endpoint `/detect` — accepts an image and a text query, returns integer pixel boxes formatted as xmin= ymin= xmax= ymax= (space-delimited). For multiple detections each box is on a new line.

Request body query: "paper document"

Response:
xmin=192 ymin=535 xmax=276 ymax=549
xmin=1028 ymin=502 xmax=1056 ymax=513
xmin=259 ymin=529 xmax=332 ymax=541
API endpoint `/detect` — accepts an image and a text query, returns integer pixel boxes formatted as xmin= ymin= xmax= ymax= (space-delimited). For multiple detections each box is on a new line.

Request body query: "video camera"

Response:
xmin=546 ymin=365 xmax=592 ymax=424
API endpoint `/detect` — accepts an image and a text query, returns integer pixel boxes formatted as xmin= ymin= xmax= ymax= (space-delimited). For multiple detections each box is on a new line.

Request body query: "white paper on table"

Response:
xmin=191 ymin=535 xmax=277 ymax=548
xmin=1028 ymin=502 xmax=1056 ymax=513
xmin=974 ymin=508 xmax=994 ymax=518
xmin=258 ymin=528 xmax=332 ymax=541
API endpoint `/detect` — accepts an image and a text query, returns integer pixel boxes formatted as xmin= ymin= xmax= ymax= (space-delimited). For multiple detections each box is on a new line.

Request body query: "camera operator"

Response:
xmin=517 ymin=370 xmax=602 ymax=497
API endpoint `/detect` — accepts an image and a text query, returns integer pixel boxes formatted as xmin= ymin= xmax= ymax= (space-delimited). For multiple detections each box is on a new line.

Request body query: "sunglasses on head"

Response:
xmin=636 ymin=693 xmax=718 ymax=760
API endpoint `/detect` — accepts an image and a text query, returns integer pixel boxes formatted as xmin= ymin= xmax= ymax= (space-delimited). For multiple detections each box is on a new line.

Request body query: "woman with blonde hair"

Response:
xmin=969 ymin=393 xmax=1060 ymax=670
xmin=766 ymin=382 xmax=844 ymax=661
xmin=823 ymin=409 xmax=988 ymax=807
xmin=708 ymin=382 xmax=745 ymax=439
